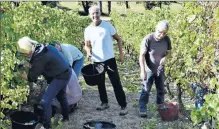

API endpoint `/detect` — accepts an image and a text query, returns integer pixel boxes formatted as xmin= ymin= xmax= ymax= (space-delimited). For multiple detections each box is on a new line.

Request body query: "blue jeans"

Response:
xmin=72 ymin=56 xmax=84 ymax=78
xmin=40 ymin=70 xmax=72 ymax=127
xmin=138 ymin=70 xmax=165 ymax=111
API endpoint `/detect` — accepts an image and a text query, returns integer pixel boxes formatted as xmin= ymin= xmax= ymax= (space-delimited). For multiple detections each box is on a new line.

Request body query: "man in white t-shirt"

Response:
xmin=84 ymin=5 xmax=128 ymax=116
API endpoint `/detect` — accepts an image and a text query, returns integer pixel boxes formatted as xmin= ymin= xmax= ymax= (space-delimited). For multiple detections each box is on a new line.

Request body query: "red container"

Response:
xmin=158 ymin=102 xmax=179 ymax=121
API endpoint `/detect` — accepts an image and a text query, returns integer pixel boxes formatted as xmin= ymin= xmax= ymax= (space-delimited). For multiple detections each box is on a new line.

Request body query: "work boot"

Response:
xmin=119 ymin=106 xmax=128 ymax=116
xmin=61 ymin=107 xmax=69 ymax=122
xmin=69 ymin=103 xmax=79 ymax=113
xmin=96 ymin=103 xmax=109 ymax=111
xmin=139 ymin=108 xmax=147 ymax=118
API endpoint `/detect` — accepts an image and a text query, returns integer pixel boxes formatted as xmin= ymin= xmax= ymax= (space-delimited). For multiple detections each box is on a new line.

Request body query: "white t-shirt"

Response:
xmin=61 ymin=44 xmax=84 ymax=66
xmin=84 ymin=20 xmax=116 ymax=62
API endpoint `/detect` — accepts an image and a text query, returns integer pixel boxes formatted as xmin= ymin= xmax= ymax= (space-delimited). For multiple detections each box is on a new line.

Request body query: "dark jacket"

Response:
xmin=28 ymin=44 xmax=71 ymax=83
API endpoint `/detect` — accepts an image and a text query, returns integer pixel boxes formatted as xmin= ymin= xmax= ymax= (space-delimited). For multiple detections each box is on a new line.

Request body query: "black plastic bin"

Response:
xmin=81 ymin=64 xmax=105 ymax=86
xmin=83 ymin=120 xmax=116 ymax=129
xmin=10 ymin=111 xmax=39 ymax=129
xmin=33 ymin=104 xmax=56 ymax=123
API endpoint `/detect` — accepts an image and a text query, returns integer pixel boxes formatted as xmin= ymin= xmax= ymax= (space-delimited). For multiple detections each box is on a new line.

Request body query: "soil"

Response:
xmin=59 ymin=84 xmax=197 ymax=129
xmin=13 ymin=57 xmax=199 ymax=129
xmin=25 ymin=78 xmax=198 ymax=129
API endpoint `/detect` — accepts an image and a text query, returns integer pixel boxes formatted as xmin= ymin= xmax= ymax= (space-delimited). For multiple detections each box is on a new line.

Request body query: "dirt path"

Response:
xmin=60 ymin=83 xmax=196 ymax=129
xmin=25 ymin=77 xmax=197 ymax=129
xmin=21 ymin=56 xmax=198 ymax=129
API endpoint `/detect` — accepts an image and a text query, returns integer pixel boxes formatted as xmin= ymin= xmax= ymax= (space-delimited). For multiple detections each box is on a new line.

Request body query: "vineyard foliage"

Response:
xmin=0 ymin=2 xmax=90 ymax=128
xmin=0 ymin=1 xmax=219 ymax=128
xmin=111 ymin=2 xmax=219 ymax=127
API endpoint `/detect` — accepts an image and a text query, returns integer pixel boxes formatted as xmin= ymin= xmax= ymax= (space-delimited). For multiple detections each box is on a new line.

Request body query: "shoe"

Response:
xmin=61 ymin=107 xmax=69 ymax=122
xmin=96 ymin=103 xmax=109 ymax=111
xmin=69 ymin=103 xmax=78 ymax=113
xmin=51 ymin=105 xmax=57 ymax=117
xmin=119 ymin=107 xmax=128 ymax=116
xmin=139 ymin=108 xmax=147 ymax=118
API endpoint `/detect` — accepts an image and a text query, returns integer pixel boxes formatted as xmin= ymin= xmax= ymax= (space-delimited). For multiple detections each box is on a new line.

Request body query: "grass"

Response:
xmin=59 ymin=1 xmax=183 ymax=16
xmin=59 ymin=2 xmax=80 ymax=11
xmin=59 ymin=2 xmax=183 ymax=21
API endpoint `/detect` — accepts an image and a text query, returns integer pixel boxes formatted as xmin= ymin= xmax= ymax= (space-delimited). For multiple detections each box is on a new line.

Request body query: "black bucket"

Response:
xmin=81 ymin=64 xmax=104 ymax=86
xmin=83 ymin=120 xmax=116 ymax=129
xmin=10 ymin=111 xmax=39 ymax=129
xmin=33 ymin=104 xmax=56 ymax=123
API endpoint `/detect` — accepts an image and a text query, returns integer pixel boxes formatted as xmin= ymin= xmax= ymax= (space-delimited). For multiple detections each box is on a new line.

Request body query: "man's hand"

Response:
xmin=87 ymin=53 xmax=92 ymax=61
xmin=157 ymin=65 xmax=164 ymax=76
xmin=21 ymin=72 xmax=27 ymax=80
xmin=140 ymin=71 xmax=147 ymax=80
xmin=159 ymin=57 xmax=166 ymax=66
xmin=66 ymin=89 xmax=70 ymax=95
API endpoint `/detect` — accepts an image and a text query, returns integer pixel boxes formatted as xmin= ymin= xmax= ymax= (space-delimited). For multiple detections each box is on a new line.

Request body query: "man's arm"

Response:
xmin=112 ymin=33 xmax=124 ymax=63
xmin=139 ymin=46 xmax=147 ymax=80
xmin=64 ymin=50 xmax=74 ymax=67
xmin=27 ymin=57 xmax=45 ymax=82
xmin=159 ymin=50 xmax=171 ymax=66
xmin=160 ymin=36 xmax=172 ymax=66
xmin=84 ymin=40 xmax=92 ymax=58
xmin=84 ymin=28 xmax=92 ymax=58
xmin=61 ymin=46 xmax=73 ymax=67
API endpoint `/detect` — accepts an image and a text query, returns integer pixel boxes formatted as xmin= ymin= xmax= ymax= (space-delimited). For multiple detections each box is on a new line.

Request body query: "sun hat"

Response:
xmin=17 ymin=36 xmax=38 ymax=54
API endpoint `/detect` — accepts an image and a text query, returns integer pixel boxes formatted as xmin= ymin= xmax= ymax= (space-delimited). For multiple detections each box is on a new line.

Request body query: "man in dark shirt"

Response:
xmin=138 ymin=21 xmax=172 ymax=117
xmin=17 ymin=36 xmax=72 ymax=129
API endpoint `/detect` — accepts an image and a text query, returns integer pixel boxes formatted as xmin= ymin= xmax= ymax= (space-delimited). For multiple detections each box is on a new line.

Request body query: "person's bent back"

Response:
xmin=17 ymin=36 xmax=72 ymax=129
xmin=36 ymin=45 xmax=71 ymax=83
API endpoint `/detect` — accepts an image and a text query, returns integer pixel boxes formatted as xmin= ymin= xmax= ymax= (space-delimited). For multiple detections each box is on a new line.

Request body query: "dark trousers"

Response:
xmin=40 ymin=71 xmax=71 ymax=127
xmin=139 ymin=70 xmax=165 ymax=110
xmin=94 ymin=58 xmax=127 ymax=108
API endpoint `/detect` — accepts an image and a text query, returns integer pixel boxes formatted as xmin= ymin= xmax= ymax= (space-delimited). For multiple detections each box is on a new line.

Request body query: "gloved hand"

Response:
xmin=157 ymin=65 xmax=164 ymax=76
xmin=159 ymin=57 xmax=166 ymax=66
